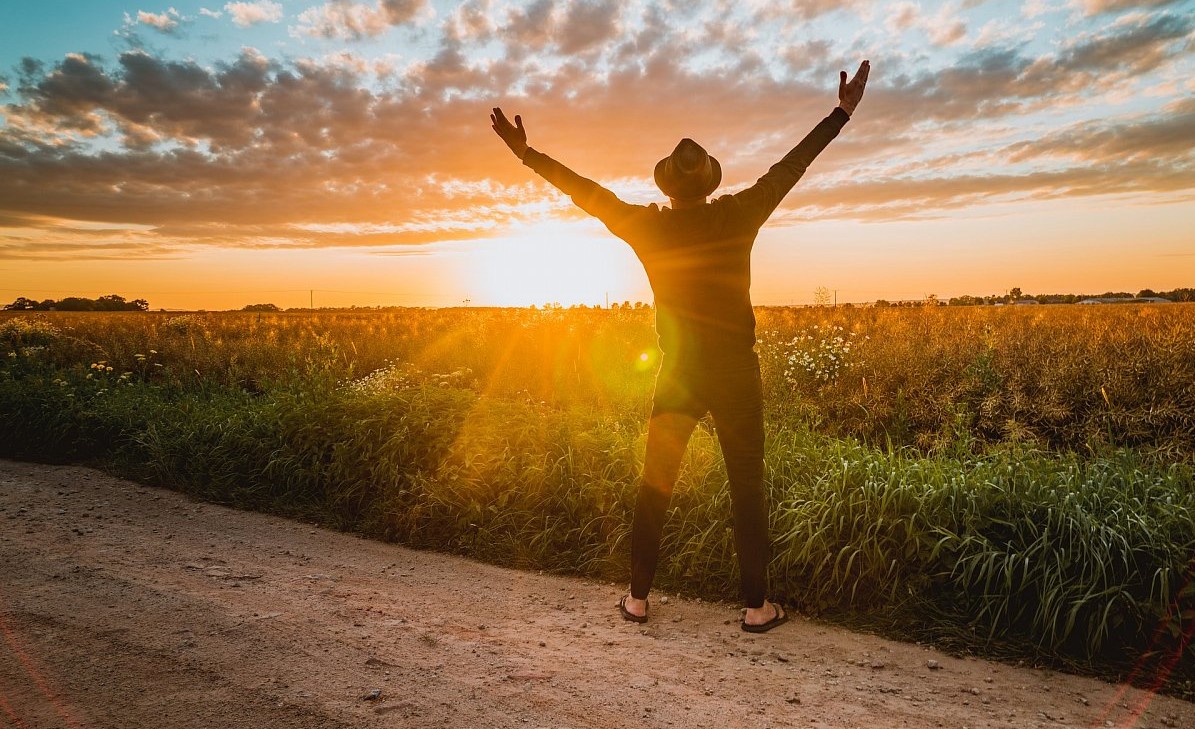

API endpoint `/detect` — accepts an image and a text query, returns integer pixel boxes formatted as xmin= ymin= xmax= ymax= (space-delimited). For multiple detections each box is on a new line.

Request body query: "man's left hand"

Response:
xmin=838 ymin=60 xmax=870 ymax=116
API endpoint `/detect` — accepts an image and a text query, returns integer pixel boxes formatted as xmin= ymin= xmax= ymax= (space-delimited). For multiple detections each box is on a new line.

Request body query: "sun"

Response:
xmin=467 ymin=221 xmax=645 ymax=307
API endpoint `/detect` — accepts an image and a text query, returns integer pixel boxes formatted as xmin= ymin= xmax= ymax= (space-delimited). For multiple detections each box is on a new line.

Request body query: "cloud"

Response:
xmin=199 ymin=7 xmax=223 ymax=19
xmin=504 ymin=0 xmax=556 ymax=50
xmin=886 ymin=2 xmax=920 ymax=33
xmin=1073 ymin=0 xmax=1185 ymax=14
xmin=224 ymin=1 xmax=283 ymax=28
xmin=1 ymin=1 xmax=1193 ymax=259
xmin=1006 ymin=97 xmax=1195 ymax=163
xmin=136 ymin=8 xmax=183 ymax=33
xmin=884 ymin=1 xmax=969 ymax=47
xmin=493 ymin=0 xmax=627 ymax=56
xmin=858 ymin=11 xmax=1194 ymax=126
xmin=780 ymin=0 xmax=866 ymax=20
xmin=444 ymin=0 xmax=494 ymax=43
xmin=8 ymin=49 xmax=274 ymax=148
xmin=293 ymin=0 xmax=425 ymax=40
xmin=557 ymin=0 xmax=623 ymax=55
xmin=926 ymin=4 xmax=969 ymax=46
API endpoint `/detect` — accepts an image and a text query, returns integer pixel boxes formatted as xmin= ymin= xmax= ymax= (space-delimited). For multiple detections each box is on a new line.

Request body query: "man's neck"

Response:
xmin=670 ymin=197 xmax=707 ymax=210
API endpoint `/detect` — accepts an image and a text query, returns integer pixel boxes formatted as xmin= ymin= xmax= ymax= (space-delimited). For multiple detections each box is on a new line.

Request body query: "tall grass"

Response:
xmin=5 ymin=304 xmax=1192 ymax=454
xmin=1 ymin=306 xmax=1193 ymax=693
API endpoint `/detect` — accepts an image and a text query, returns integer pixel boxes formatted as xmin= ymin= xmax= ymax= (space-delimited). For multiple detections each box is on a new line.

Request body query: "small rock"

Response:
xmin=870 ymin=661 xmax=886 ymax=669
xmin=538 ymin=641 xmax=547 ymax=647
xmin=362 ymin=688 xmax=382 ymax=701
xmin=927 ymin=659 xmax=941 ymax=670
xmin=786 ymin=696 xmax=801 ymax=704
xmin=969 ymin=687 xmax=980 ymax=695
xmin=660 ymin=596 xmax=669 ymax=604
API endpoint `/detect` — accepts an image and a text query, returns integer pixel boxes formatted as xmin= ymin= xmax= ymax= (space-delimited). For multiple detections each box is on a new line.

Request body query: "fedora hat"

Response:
xmin=654 ymin=138 xmax=721 ymax=201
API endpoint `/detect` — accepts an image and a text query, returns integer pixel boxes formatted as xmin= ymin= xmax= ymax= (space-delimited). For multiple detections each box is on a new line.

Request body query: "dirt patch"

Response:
xmin=1 ymin=459 xmax=1190 ymax=728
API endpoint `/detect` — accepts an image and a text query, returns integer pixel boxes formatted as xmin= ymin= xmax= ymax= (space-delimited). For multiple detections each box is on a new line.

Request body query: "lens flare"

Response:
xmin=634 ymin=350 xmax=658 ymax=373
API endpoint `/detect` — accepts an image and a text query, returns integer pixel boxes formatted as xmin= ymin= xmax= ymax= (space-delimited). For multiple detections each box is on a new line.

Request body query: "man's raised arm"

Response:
xmin=490 ymin=107 xmax=639 ymax=232
xmin=732 ymin=60 xmax=870 ymax=227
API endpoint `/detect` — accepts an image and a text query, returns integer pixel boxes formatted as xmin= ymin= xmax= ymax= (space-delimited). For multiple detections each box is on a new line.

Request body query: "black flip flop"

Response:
xmin=741 ymin=602 xmax=788 ymax=633
xmin=619 ymin=595 xmax=648 ymax=624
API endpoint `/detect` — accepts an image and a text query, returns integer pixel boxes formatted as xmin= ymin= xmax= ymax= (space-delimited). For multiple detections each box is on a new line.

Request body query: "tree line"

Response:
xmin=872 ymin=287 xmax=1194 ymax=308
xmin=3 ymin=294 xmax=149 ymax=311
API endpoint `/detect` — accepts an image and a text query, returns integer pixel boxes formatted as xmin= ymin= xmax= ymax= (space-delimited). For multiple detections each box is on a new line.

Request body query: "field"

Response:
xmin=2 ymin=304 xmax=1193 ymax=694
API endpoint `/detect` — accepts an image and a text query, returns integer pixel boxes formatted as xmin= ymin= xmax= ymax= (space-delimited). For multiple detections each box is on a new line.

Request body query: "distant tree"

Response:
xmin=95 ymin=294 xmax=130 ymax=311
xmin=242 ymin=303 xmax=281 ymax=312
xmin=813 ymin=286 xmax=833 ymax=307
xmin=1162 ymin=288 xmax=1193 ymax=302
xmin=948 ymin=295 xmax=984 ymax=306
xmin=1009 ymin=287 xmax=1022 ymax=302
xmin=925 ymin=293 xmax=940 ymax=307
xmin=2 ymin=297 xmax=38 ymax=310
xmin=873 ymin=299 xmax=891 ymax=308
xmin=4 ymin=294 xmax=148 ymax=311
xmin=1136 ymin=289 xmax=1158 ymax=299
xmin=55 ymin=297 xmax=93 ymax=311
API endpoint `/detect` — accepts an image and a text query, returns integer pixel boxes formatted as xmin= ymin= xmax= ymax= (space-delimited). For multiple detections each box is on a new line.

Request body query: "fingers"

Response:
xmin=492 ymin=106 xmax=511 ymax=128
xmin=855 ymin=59 xmax=870 ymax=85
xmin=839 ymin=70 xmax=847 ymax=96
xmin=515 ymin=114 xmax=524 ymax=131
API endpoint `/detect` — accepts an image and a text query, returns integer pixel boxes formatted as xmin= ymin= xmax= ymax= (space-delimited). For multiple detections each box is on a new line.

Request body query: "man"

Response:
xmin=491 ymin=60 xmax=869 ymax=632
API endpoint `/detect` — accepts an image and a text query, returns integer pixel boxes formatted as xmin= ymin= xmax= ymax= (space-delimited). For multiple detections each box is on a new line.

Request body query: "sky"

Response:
xmin=0 ymin=0 xmax=1192 ymax=310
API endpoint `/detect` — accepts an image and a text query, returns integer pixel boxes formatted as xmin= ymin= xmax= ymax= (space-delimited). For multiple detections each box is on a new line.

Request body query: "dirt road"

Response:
xmin=0 ymin=459 xmax=1190 ymax=729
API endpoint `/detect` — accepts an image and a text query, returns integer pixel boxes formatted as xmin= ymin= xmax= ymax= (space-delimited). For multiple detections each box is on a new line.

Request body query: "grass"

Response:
xmin=1 ymin=305 xmax=1193 ymax=696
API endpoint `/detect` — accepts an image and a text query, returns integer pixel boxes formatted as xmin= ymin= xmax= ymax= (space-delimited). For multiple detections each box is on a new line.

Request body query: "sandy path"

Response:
xmin=0 ymin=459 xmax=1190 ymax=729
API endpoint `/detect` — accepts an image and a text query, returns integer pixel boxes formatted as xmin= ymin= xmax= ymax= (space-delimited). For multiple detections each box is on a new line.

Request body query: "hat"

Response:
xmin=654 ymin=138 xmax=722 ymax=201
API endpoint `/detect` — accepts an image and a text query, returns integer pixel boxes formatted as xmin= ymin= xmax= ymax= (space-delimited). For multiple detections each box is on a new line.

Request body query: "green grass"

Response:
xmin=1 ymin=308 xmax=1193 ymax=696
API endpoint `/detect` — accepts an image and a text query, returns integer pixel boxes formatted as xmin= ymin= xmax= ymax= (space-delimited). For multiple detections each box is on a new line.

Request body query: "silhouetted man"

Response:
xmin=491 ymin=60 xmax=869 ymax=632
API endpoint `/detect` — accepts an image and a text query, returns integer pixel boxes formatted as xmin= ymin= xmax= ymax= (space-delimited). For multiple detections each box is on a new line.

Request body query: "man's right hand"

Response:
xmin=491 ymin=107 xmax=529 ymax=160
xmin=838 ymin=60 xmax=870 ymax=117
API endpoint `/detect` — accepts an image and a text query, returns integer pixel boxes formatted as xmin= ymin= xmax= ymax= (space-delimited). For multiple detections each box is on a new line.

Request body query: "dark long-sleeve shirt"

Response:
xmin=522 ymin=106 xmax=850 ymax=364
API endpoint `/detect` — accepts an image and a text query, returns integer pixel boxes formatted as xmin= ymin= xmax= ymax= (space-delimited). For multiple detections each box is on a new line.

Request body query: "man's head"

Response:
xmin=654 ymin=138 xmax=721 ymax=204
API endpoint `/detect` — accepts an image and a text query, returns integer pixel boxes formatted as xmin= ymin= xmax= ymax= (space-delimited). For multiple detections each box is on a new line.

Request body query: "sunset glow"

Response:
xmin=1 ymin=1 xmax=1192 ymax=309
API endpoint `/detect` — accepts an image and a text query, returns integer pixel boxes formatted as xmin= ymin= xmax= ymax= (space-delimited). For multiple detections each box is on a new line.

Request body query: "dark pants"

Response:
xmin=629 ymin=353 xmax=769 ymax=608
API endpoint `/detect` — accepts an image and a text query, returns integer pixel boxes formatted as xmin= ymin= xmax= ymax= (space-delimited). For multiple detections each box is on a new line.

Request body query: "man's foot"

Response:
xmin=741 ymin=600 xmax=788 ymax=633
xmin=619 ymin=594 xmax=648 ymax=623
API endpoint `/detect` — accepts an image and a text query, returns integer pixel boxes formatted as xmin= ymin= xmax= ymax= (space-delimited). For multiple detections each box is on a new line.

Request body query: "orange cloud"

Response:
xmin=1 ymin=3 xmax=1192 ymax=261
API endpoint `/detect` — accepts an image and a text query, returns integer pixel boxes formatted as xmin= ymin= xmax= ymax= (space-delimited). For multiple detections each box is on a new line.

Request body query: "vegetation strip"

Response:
xmin=2 ymin=308 xmax=1192 ymax=697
